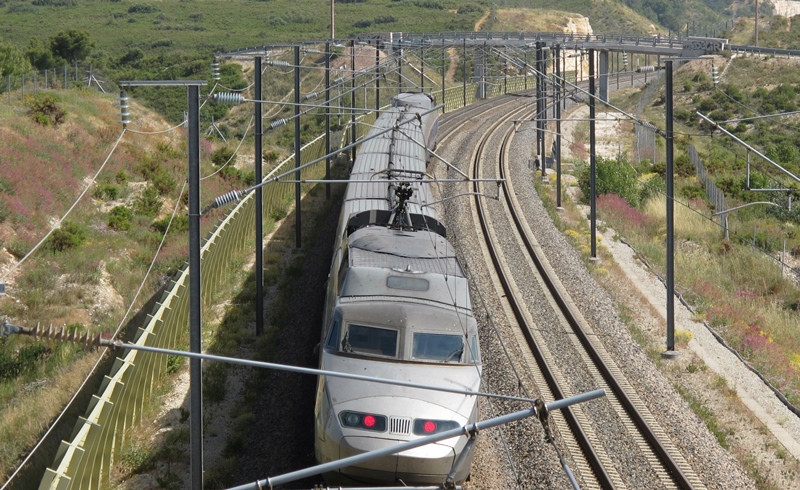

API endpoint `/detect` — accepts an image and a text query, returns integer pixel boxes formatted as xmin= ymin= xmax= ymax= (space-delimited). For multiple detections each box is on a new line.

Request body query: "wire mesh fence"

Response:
xmin=3 ymin=64 xmax=115 ymax=104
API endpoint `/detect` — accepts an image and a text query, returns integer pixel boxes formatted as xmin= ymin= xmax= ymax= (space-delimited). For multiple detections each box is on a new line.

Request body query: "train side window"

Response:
xmin=412 ymin=333 xmax=463 ymax=362
xmin=343 ymin=324 xmax=398 ymax=357
xmin=325 ymin=319 xmax=341 ymax=350
xmin=337 ymin=250 xmax=349 ymax=294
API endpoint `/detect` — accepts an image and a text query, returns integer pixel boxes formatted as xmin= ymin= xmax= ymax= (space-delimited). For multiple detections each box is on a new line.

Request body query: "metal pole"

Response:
xmin=589 ymin=48 xmax=597 ymax=259
xmin=398 ymin=44 xmax=402 ymax=93
xmin=541 ymin=44 xmax=548 ymax=178
xmin=325 ymin=42 xmax=331 ymax=199
xmin=504 ymin=58 xmax=507 ymax=95
xmin=524 ymin=50 xmax=528 ymax=90
xmin=562 ymin=49 xmax=566 ymax=110
xmin=255 ymin=56 xmax=264 ymax=337
xmin=555 ymin=44 xmax=563 ymax=209
xmin=536 ymin=42 xmax=542 ymax=173
xmin=665 ymin=60 xmax=675 ymax=353
xmin=755 ymin=0 xmax=759 ymax=46
xmin=188 ymin=83 xmax=204 ymax=490
xmin=441 ymin=42 xmax=446 ymax=113
xmin=463 ymin=38 xmax=467 ymax=108
xmin=351 ymin=40 xmax=356 ymax=161
xmin=375 ymin=42 xmax=380 ymax=111
xmin=294 ymin=46 xmax=302 ymax=249
xmin=420 ymin=46 xmax=424 ymax=91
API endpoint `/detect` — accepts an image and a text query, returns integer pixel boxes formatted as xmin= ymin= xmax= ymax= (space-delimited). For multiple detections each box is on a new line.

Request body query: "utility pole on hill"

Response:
xmin=755 ymin=0 xmax=759 ymax=46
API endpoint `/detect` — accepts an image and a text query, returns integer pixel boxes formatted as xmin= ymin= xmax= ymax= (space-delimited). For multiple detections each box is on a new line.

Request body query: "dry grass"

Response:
xmin=0 ymin=87 xmax=251 ymax=484
xmin=598 ymin=192 xmax=800 ymax=404
xmin=0 ymin=353 xmax=99 ymax=477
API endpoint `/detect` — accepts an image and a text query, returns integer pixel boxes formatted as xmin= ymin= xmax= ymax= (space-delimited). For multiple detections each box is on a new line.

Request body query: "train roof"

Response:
xmin=392 ymin=92 xmax=435 ymax=110
xmin=341 ymin=227 xmax=471 ymax=311
xmin=348 ymin=227 xmax=463 ymax=276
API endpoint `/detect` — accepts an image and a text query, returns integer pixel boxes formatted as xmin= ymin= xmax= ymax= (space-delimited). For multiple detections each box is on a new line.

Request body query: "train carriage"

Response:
xmin=314 ymin=92 xmax=482 ymax=486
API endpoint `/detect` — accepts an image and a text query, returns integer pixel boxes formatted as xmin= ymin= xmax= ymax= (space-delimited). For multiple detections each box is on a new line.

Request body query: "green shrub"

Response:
xmin=457 ymin=3 xmax=483 ymax=14
xmin=578 ymin=156 xmax=641 ymax=207
xmin=211 ymin=146 xmax=236 ymax=167
xmin=47 ymin=220 xmax=87 ymax=252
xmin=151 ymin=171 xmax=175 ymax=195
xmin=151 ymin=214 xmax=188 ymax=234
xmin=115 ymin=170 xmax=129 ymax=185
xmin=133 ymin=185 xmax=162 ymax=217
xmin=128 ymin=4 xmax=159 ymax=13
xmin=93 ymin=183 xmax=119 ymax=201
xmin=108 ymin=205 xmax=133 ymax=231
xmin=27 ymin=93 xmax=66 ymax=127
xmin=0 ymin=343 xmax=50 ymax=381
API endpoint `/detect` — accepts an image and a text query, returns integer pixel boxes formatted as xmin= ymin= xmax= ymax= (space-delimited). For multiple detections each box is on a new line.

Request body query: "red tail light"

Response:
xmin=413 ymin=419 xmax=460 ymax=435
xmin=339 ymin=410 xmax=387 ymax=432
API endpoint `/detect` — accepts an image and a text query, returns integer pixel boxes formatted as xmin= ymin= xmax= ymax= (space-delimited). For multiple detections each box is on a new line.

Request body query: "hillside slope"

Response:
xmin=0 ymin=88 xmax=239 ymax=485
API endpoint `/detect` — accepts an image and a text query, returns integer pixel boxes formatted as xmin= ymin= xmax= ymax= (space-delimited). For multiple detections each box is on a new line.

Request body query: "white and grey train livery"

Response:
xmin=314 ymin=92 xmax=482 ymax=486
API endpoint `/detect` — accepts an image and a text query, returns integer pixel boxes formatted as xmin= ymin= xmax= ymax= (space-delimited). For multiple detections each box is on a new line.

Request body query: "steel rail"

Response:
xmin=469 ymin=102 xmax=615 ymax=489
xmin=494 ymin=111 xmax=695 ymax=489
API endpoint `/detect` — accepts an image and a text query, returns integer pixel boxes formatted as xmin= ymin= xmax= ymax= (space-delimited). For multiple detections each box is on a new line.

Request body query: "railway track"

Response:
xmin=433 ymin=81 xmax=704 ymax=488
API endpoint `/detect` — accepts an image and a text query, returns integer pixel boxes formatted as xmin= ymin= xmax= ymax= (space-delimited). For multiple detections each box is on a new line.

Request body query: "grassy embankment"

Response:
xmin=542 ymin=54 xmax=800 ymax=405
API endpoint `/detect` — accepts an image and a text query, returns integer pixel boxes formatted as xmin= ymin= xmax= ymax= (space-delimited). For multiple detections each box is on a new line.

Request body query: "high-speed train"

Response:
xmin=314 ymin=92 xmax=482 ymax=486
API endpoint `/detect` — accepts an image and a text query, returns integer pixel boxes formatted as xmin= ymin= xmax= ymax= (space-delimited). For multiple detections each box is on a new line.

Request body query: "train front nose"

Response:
xmin=339 ymin=435 xmax=456 ymax=485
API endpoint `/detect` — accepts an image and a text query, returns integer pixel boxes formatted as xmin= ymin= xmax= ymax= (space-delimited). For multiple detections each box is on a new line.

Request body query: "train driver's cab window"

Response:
xmin=341 ymin=324 xmax=398 ymax=358
xmin=412 ymin=333 xmax=464 ymax=362
xmin=337 ymin=250 xmax=349 ymax=294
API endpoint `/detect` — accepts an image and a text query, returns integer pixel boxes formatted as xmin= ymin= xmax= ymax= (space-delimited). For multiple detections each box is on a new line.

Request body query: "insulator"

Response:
xmin=711 ymin=64 xmax=719 ymax=85
xmin=269 ymin=118 xmax=288 ymax=130
xmin=636 ymin=65 xmax=656 ymax=73
xmin=213 ymin=189 xmax=248 ymax=208
xmin=267 ymin=60 xmax=290 ymax=67
xmin=116 ymin=90 xmax=131 ymax=127
xmin=3 ymin=321 xmax=110 ymax=347
xmin=213 ymin=92 xmax=244 ymax=105
xmin=211 ymin=60 xmax=221 ymax=81
xmin=334 ymin=77 xmax=344 ymax=85
xmin=304 ymin=48 xmax=322 ymax=54
xmin=304 ymin=91 xmax=319 ymax=101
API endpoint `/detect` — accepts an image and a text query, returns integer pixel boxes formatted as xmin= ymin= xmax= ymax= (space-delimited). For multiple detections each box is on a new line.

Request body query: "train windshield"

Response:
xmin=412 ymin=333 xmax=463 ymax=362
xmin=341 ymin=324 xmax=398 ymax=358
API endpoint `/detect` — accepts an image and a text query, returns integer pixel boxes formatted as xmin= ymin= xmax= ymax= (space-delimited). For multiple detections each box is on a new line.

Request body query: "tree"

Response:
xmin=50 ymin=29 xmax=94 ymax=64
xmin=0 ymin=40 xmax=32 ymax=77
xmin=26 ymin=38 xmax=57 ymax=70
